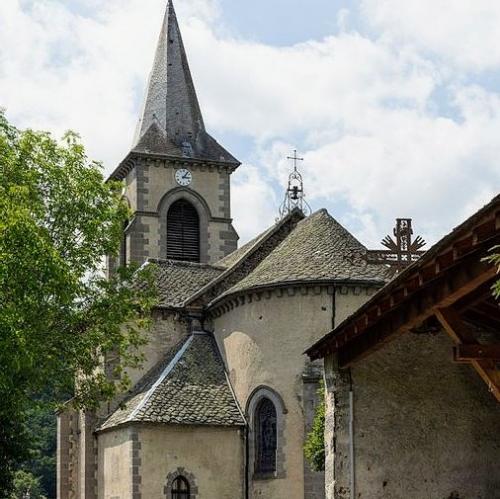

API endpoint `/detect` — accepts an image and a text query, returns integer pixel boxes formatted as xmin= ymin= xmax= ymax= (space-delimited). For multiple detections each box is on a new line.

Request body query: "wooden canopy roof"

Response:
xmin=307 ymin=194 xmax=500 ymax=401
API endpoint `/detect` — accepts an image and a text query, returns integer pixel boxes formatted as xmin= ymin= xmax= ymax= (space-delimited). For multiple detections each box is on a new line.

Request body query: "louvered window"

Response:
xmin=167 ymin=200 xmax=200 ymax=262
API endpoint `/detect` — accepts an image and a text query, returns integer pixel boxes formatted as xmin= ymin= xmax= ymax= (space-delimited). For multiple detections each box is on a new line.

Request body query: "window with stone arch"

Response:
xmin=171 ymin=476 xmax=190 ymax=499
xmin=247 ymin=386 xmax=286 ymax=479
xmin=255 ymin=397 xmax=277 ymax=473
xmin=167 ymin=199 xmax=200 ymax=262
xmin=164 ymin=468 xmax=197 ymax=499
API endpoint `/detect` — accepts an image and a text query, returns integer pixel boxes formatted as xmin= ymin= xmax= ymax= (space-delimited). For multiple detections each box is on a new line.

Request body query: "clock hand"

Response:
xmin=183 ymin=173 xmax=190 ymax=179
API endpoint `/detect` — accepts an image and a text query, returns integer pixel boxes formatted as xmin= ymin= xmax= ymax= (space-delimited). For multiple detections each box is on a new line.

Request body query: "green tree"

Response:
xmin=22 ymin=394 xmax=58 ymax=498
xmin=10 ymin=470 xmax=47 ymax=499
xmin=0 ymin=111 xmax=157 ymax=495
xmin=485 ymin=245 xmax=500 ymax=299
xmin=304 ymin=381 xmax=326 ymax=472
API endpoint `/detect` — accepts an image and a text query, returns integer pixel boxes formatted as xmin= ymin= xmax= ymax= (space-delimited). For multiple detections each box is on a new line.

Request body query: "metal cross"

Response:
xmin=367 ymin=218 xmax=426 ymax=273
xmin=287 ymin=149 xmax=303 ymax=172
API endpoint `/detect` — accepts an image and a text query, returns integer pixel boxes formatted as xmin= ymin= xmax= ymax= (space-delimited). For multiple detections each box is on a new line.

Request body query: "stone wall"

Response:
xmin=213 ymin=284 xmax=376 ymax=499
xmin=57 ymin=411 xmax=71 ymax=499
xmin=324 ymin=330 xmax=500 ymax=499
xmin=120 ymin=310 xmax=190 ymax=394
xmin=303 ymin=367 xmax=326 ymax=499
xmin=122 ymin=158 xmax=238 ymax=265
xmin=97 ymin=424 xmax=244 ymax=499
xmin=97 ymin=426 xmax=134 ymax=499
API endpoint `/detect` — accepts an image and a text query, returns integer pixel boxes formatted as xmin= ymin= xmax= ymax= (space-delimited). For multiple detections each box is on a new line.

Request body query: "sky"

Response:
xmin=1 ymin=0 xmax=500 ymax=247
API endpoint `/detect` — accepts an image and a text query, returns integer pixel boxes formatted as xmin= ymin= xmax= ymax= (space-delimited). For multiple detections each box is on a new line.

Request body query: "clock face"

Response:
xmin=175 ymin=168 xmax=192 ymax=186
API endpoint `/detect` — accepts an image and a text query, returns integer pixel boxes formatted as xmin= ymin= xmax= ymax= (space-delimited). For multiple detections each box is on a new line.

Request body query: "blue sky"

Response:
xmin=1 ymin=0 xmax=500 ymax=245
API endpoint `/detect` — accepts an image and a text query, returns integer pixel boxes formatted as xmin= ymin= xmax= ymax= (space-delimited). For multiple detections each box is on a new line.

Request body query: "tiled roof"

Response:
xmin=131 ymin=0 xmax=239 ymax=166
xmin=217 ymin=223 xmax=282 ymax=269
xmin=182 ymin=209 xmax=304 ymax=307
xmin=214 ymin=209 xmax=390 ymax=301
xmin=99 ymin=333 xmax=245 ymax=431
xmin=146 ymin=260 xmax=225 ymax=308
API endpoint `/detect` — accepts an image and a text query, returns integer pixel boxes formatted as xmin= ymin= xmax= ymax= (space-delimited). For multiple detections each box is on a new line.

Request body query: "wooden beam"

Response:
xmin=453 ymin=344 xmax=500 ymax=362
xmin=337 ymin=256 xmax=496 ymax=367
xmin=454 ymin=278 xmax=497 ymax=312
xmin=463 ymin=309 xmax=500 ymax=331
xmin=435 ymin=307 xmax=476 ymax=343
xmin=436 ymin=307 xmax=500 ymax=402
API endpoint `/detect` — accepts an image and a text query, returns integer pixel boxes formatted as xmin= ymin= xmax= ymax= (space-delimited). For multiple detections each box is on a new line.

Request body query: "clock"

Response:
xmin=175 ymin=168 xmax=192 ymax=186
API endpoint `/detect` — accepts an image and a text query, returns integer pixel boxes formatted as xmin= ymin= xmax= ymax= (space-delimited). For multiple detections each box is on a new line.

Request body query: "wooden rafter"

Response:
xmin=435 ymin=307 xmax=500 ymax=402
xmin=453 ymin=344 xmax=500 ymax=362
xmin=336 ymin=256 xmax=496 ymax=367
xmin=306 ymin=196 xmax=500 ymax=402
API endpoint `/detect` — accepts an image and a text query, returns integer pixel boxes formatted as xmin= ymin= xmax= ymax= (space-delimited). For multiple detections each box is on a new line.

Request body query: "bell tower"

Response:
xmin=109 ymin=0 xmax=239 ymax=266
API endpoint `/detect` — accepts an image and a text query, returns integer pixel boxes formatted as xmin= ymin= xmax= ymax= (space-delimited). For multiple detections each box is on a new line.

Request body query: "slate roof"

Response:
xmin=146 ymin=260 xmax=224 ymax=308
xmin=99 ymin=333 xmax=245 ymax=431
xmin=182 ymin=209 xmax=304 ymax=307
xmin=131 ymin=0 xmax=238 ymax=166
xmin=217 ymin=223 xmax=280 ymax=269
xmin=213 ymin=209 xmax=390 ymax=303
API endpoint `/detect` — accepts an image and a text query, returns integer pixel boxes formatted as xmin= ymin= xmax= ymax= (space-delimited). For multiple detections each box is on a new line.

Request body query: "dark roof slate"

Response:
xmin=131 ymin=0 xmax=239 ymax=166
xmin=215 ymin=209 xmax=390 ymax=301
xmin=147 ymin=260 xmax=225 ymax=308
xmin=217 ymin=223 xmax=281 ymax=269
xmin=132 ymin=121 xmax=184 ymax=157
xmin=99 ymin=333 xmax=244 ymax=430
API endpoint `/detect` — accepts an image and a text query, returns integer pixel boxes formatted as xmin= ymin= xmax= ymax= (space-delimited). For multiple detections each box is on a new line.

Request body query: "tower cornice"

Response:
xmin=108 ymin=151 xmax=240 ymax=182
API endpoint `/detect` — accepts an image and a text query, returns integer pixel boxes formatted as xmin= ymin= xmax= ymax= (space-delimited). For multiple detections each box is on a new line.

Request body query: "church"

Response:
xmin=56 ymin=2 xmax=393 ymax=498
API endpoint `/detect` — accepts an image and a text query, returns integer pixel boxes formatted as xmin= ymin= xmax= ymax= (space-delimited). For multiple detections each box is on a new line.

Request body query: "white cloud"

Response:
xmin=187 ymin=26 xmax=437 ymax=139
xmin=1 ymin=0 xmax=499 ymax=247
xmin=361 ymin=0 xmax=500 ymax=72
xmin=231 ymin=165 xmax=279 ymax=242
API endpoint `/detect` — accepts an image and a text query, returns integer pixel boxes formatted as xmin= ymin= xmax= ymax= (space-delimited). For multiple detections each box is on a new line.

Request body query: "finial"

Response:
xmin=278 ymin=149 xmax=311 ymax=218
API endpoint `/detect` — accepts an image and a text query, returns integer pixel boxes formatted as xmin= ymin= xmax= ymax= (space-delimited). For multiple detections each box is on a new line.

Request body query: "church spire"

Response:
xmin=134 ymin=0 xmax=204 ymax=145
xmin=133 ymin=0 xmax=233 ymax=163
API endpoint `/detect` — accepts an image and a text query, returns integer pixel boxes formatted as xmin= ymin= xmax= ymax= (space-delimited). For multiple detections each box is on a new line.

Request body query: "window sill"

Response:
xmin=253 ymin=472 xmax=284 ymax=481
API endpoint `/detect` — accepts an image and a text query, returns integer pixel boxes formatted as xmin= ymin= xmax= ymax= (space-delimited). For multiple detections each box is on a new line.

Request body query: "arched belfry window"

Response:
xmin=167 ymin=199 xmax=200 ymax=262
xmin=255 ymin=397 xmax=277 ymax=473
xmin=171 ymin=476 xmax=190 ymax=499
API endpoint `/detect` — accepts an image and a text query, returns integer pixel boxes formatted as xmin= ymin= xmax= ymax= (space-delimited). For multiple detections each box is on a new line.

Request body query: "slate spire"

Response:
xmin=132 ymin=1 xmax=237 ymax=164
xmin=134 ymin=0 xmax=203 ymax=144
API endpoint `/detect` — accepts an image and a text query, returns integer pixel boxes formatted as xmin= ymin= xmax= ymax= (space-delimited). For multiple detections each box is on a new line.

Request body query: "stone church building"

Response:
xmin=57 ymin=2 xmax=391 ymax=497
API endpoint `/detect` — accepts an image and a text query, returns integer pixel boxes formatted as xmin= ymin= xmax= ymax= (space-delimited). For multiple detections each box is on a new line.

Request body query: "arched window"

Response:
xmin=171 ymin=476 xmax=190 ymax=499
xmin=167 ymin=199 xmax=200 ymax=262
xmin=255 ymin=397 xmax=277 ymax=473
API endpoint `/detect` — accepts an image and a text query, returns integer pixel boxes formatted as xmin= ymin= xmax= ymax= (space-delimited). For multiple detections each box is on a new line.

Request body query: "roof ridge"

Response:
xmin=182 ymin=208 xmax=304 ymax=307
xmin=205 ymin=207 xmax=389 ymax=304
xmin=148 ymin=258 xmax=226 ymax=270
xmin=127 ymin=335 xmax=194 ymax=422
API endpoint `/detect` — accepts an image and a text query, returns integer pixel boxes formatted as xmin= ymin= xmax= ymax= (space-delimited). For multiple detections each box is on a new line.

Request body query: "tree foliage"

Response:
xmin=10 ymin=470 xmax=47 ymax=499
xmin=0 ymin=111 xmax=157 ymax=494
xmin=485 ymin=245 xmax=500 ymax=300
xmin=304 ymin=381 xmax=326 ymax=472
xmin=21 ymin=393 xmax=58 ymax=498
